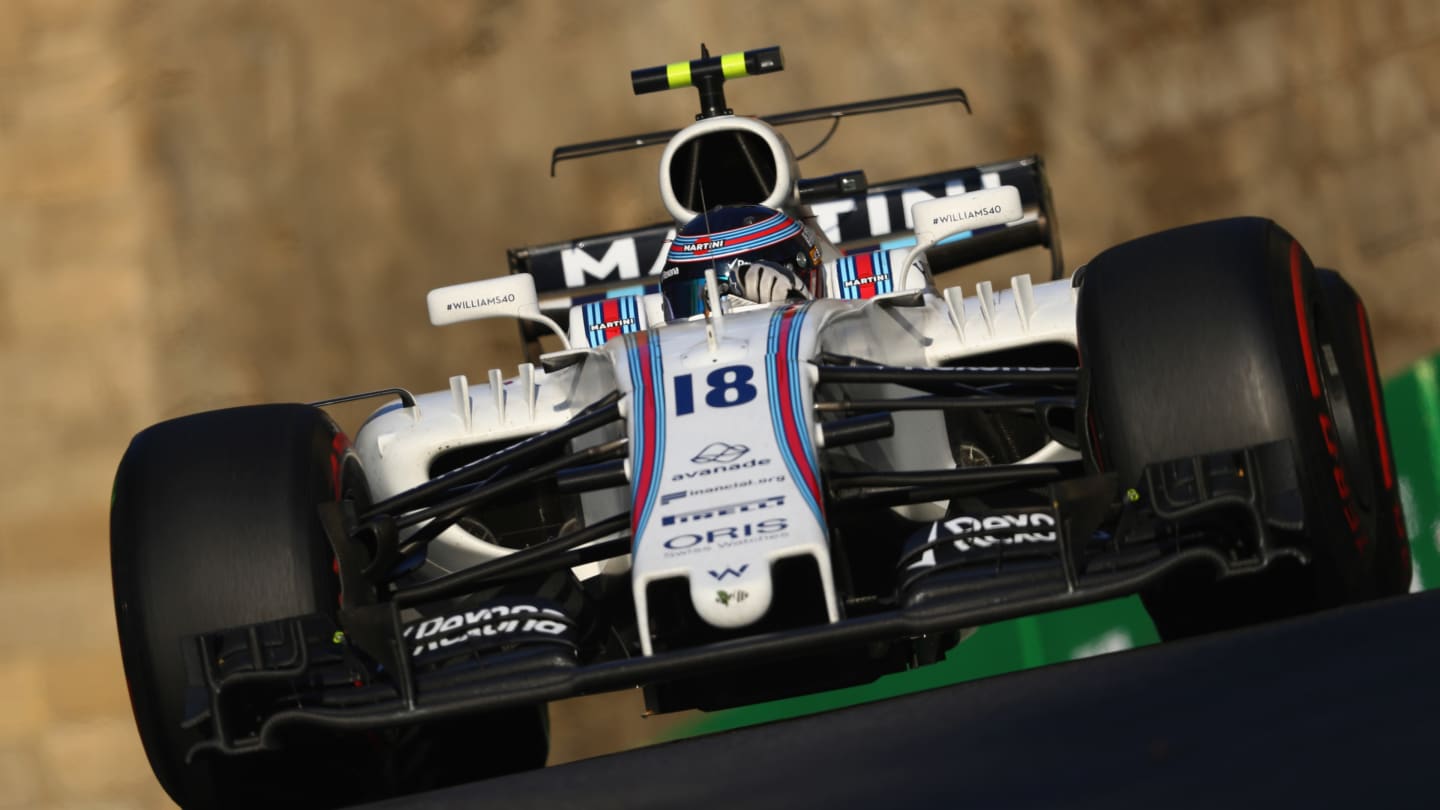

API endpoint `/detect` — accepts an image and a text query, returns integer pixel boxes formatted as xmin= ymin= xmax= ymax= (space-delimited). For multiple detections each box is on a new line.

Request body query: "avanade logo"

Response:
xmin=691 ymin=442 xmax=750 ymax=464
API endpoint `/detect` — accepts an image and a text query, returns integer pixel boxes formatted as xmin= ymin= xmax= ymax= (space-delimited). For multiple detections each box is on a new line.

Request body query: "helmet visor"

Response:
xmin=661 ymin=265 xmax=747 ymax=321
xmin=661 ymin=273 xmax=711 ymax=321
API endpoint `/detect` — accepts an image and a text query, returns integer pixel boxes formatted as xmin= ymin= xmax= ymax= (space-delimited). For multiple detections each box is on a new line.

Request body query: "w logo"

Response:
xmin=708 ymin=565 xmax=749 ymax=581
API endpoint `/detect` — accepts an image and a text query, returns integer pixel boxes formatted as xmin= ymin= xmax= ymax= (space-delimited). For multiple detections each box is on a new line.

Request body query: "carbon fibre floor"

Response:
xmin=360 ymin=588 xmax=1440 ymax=809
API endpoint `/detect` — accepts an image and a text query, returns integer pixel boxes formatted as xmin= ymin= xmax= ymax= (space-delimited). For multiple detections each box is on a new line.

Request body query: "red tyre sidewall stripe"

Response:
xmin=328 ymin=430 xmax=352 ymax=605
xmin=330 ymin=432 xmax=351 ymax=501
xmin=1291 ymin=241 xmax=1371 ymax=554
xmin=1355 ymin=297 xmax=1395 ymax=491
xmin=1289 ymin=241 xmax=1322 ymax=399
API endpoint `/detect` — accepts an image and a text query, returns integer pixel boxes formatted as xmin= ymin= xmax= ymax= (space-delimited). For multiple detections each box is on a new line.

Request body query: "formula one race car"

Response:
xmin=111 ymin=46 xmax=1411 ymax=809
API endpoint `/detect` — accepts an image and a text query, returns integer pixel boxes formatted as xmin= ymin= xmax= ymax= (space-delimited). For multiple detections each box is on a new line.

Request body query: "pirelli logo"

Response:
xmin=660 ymin=495 xmax=784 ymax=526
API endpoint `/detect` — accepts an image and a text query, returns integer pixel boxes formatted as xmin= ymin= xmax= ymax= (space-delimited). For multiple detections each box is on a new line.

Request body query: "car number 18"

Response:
xmin=673 ymin=365 xmax=758 ymax=415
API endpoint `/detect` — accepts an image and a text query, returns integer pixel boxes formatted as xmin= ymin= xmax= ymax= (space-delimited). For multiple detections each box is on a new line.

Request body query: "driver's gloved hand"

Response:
xmin=732 ymin=260 xmax=809 ymax=304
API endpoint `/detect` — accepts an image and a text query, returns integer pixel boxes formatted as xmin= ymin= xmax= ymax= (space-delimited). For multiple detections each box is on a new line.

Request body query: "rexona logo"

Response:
xmin=402 ymin=603 xmax=568 ymax=658
xmin=692 ymin=442 xmax=750 ymax=464
xmin=446 ymin=293 xmax=517 ymax=311
xmin=942 ymin=512 xmax=1057 ymax=551
xmin=661 ymin=495 xmax=783 ymax=526
xmin=931 ymin=205 xmax=1004 ymax=226
xmin=663 ymin=518 xmax=788 ymax=550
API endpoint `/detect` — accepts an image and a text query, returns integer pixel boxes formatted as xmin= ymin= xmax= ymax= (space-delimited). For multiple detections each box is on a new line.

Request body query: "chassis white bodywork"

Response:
xmin=355 ymin=266 xmax=1079 ymax=651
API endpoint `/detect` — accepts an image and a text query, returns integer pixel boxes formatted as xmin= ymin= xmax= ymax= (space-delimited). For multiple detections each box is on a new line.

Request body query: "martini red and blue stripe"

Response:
xmin=625 ymin=331 xmax=667 ymax=545
xmin=581 ymin=295 xmax=644 ymax=347
xmin=668 ymin=212 xmax=802 ymax=263
xmin=834 ymin=250 xmax=895 ymax=300
xmin=765 ymin=304 xmax=826 ymax=527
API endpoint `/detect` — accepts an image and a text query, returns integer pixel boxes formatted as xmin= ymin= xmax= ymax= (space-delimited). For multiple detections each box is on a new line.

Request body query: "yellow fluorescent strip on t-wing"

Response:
xmin=721 ymin=52 xmax=747 ymax=78
xmin=666 ymin=61 xmax=692 ymax=89
xmin=666 ymin=52 xmax=750 ymax=88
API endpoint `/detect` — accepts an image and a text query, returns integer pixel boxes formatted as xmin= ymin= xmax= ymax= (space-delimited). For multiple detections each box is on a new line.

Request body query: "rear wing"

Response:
xmin=506 ymin=155 xmax=1061 ymax=361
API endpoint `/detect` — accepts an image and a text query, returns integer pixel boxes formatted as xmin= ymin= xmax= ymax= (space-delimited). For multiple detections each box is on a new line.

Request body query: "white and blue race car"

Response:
xmin=110 ymin=46 xmax=1410 ymax=809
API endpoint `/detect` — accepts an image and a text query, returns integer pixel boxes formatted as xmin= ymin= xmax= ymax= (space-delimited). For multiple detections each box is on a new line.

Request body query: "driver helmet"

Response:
xmin=659 ymin=205 xmax=825 ymax=321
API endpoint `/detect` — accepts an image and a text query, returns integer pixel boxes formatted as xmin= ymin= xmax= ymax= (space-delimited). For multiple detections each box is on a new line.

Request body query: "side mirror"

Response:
xmin=899 ymin=186 xmax=1024 ymax=288
xmin=426 ymin=274 xmax=571 ymax=349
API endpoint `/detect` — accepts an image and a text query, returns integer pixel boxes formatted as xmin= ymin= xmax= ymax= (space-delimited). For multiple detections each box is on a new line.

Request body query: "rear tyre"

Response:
xmin=111 ymin=404 xmax=548 ymax=808
xmin=1076 ymin=218 xmax=1409 ymax=640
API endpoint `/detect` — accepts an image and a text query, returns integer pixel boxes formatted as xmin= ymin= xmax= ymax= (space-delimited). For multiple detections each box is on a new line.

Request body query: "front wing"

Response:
xmin=179 ymin=417 xmax=1307 ymax=761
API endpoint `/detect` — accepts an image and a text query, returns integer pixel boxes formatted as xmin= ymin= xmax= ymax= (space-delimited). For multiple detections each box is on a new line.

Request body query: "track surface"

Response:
xmin=362 ymin=590 xmax=1440 ymax=809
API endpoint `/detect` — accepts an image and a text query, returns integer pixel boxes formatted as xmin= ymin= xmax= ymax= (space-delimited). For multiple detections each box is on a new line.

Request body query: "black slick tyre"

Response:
xmin=111 ymin=404 xmax=548 ymax=808
xmin=1075 ymin=218 xmax=1409 ymax=640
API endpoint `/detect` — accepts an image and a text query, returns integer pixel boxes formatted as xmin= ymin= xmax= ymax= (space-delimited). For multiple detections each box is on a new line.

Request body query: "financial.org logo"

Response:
xmin=691 ymin=442 xmax=750 ymax=465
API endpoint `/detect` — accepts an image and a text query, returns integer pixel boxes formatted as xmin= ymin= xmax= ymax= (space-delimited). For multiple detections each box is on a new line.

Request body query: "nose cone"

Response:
xmin=690 ymin=564 xmax=773 ymax=629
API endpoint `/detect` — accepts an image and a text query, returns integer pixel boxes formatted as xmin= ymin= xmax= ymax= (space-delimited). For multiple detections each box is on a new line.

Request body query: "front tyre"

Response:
xmin=111 ymin=404 xmax=547 ymax=808
xmin=1076 ymin=218 xmax=1409 ymax=640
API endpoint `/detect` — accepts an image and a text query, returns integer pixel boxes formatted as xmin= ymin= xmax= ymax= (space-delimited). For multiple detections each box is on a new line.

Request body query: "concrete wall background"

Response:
xmin=1 ymin=1 xmax=1437 ymax=806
